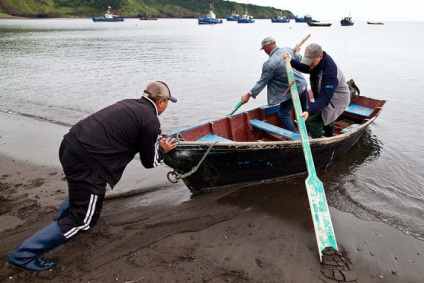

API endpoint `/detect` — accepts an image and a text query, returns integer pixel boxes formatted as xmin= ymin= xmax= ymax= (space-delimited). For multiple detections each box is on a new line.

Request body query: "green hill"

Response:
xmin=0 ymin=0 xmax=294 ymax=19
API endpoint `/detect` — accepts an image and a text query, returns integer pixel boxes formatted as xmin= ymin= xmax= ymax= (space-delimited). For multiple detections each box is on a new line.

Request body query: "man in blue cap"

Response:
xmin=241 ymin=36 xmax=309 ymax=133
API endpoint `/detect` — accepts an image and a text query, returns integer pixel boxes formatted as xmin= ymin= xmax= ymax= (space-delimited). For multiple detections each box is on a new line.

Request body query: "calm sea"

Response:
xmin=1 ymin=18 xmax=423 ymax=240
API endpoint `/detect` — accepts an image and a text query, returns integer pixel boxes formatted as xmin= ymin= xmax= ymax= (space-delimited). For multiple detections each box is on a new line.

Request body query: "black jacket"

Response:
xmin=64 ymin=97 xmax=164 ymax=188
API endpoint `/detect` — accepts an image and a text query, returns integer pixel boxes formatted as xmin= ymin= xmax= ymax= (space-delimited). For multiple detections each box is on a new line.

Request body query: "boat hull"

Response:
xmin=341 ymin=20 xmax=354 ymax=26
xmin=226 ymin=16 xmax=239 ymax=21
xmin=307 ymin=22 xmax=332 ymax=27
xmin=198 ymin=17 xmax=223 ymax=24
xmin=271 ymin=18 xmax=290 ymax=23
xmin=237 ymin=18 xmax=254 ymax=23
xmin=92 ymin=17 xmax=124 ymax=22
xmin=165 ymin=120 xmax=370 ymax=194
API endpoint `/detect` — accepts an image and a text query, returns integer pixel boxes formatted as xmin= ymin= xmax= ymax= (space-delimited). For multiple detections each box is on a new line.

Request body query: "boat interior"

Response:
xmin=172 ymin=96 xmax=386 ymax=143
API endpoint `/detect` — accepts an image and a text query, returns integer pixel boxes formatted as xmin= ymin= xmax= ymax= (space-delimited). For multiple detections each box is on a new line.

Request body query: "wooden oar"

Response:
xmin=284 ymin=57 xmax=338 ymax=261
xmin=294 ymin=34 xmax=311 ymax=51
xmin=227 ymin=100 xmax=243 ymax=116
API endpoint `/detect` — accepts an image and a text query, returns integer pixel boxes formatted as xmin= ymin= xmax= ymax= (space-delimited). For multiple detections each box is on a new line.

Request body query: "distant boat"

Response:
xmin=367 ymin=21 xmax=384 ymax=25
xmin=92 ymin=6 xmax=124 ymax=22
xmin=237 ymin=7 xmax=254 ymax=24
xmin=226 ymin=11 xmax=239 ymax=21
xmin=139 ymin=16 xmax=158 ymax=20
xmin=198 ymin=3 xmax=223 ymax=25
xmin=341 ymin=16 xmax=354 ymax=26
xmin=307 ymin=22 xmax=332 ymax=27
xmin=295 ymin=15 xmax=318 ymax=23
xmin=271 ymin=12 xmax=290 ymax=23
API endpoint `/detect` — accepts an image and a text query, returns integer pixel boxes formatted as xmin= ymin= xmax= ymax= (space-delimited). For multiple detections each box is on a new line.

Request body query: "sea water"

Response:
xmin=1 ymin=18 xmax=423 ymax=240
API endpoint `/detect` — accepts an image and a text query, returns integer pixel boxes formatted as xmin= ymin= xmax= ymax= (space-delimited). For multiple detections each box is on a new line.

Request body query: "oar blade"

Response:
xmin=227 ymin=100 xmax=243 ymax=116
xmin=305 ymin=175 xmax=338 ymax=260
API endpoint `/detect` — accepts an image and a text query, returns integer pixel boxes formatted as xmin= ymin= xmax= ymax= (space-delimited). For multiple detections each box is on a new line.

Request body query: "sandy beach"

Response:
xmin=1 ymin=112 xmax=423 ymax=282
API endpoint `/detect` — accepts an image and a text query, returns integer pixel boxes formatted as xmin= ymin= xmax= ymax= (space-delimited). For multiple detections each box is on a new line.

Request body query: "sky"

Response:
xmin=230 ymin=0 xmax=423 ymax=22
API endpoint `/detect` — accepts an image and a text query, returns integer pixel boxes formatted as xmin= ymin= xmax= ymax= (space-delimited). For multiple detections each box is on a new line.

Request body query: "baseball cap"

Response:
xmin=144 ymin=81 xmax=177 ymax=103
xmin=301 ymin=43 xmax=323 ymax=66
xmin=260 ymin=36 xmax=276 ymax=50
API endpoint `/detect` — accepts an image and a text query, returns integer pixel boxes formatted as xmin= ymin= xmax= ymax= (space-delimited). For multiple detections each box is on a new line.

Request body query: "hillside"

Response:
xmin=0 ymin=0 xmax=294 ymax=19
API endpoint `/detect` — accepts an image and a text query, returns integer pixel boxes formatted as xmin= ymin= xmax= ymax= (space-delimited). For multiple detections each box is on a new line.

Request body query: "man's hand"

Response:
xmin=241 ymin=93 xmax=251 ymax=104
xmin=283 ymin=51 xmax=292 ymax=61
xmin=159 ymin=137 xmax=177 ymax=153
xmin=301 ymin=111 xmax=309 ymax=121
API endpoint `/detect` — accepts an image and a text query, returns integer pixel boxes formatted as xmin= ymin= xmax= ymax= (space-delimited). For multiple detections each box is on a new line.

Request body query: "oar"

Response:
xmin=284 ymin=57 xmax=338 ymax=261
xmin=294 ymin=34 xmax=311 ymax=50
xmin=227 ymin=100 xmax=243 ymax=116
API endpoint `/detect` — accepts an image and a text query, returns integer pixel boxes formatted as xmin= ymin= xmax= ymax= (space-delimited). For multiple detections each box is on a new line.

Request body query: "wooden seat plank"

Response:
xmin=250 ymin=119 xmax=300 ymax=141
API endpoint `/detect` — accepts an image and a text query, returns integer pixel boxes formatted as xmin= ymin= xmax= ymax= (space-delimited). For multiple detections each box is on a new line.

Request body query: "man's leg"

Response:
xmin=306 ymin=113 xmax=325 ymax=138
xmin=278 ymin=99 xmax=297 ymax=132
xmin=323 ymin=122 xmax=335 ymax=137
xmin=53 ymin=195 xmax=69 ymax=221
xmin=6 ymin=140 xmax=106 ymax=271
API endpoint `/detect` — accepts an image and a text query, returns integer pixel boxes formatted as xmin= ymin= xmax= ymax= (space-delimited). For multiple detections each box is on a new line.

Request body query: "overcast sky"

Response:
xmin=230 ymin=0 xmax=423 ymax=22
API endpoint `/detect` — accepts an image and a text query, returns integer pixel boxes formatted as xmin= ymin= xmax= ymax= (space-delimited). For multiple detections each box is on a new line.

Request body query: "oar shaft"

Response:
xmin=294 ymin=34 xmax=311 ymax=50
xmin=284 ymin=57 xmax=316 ymax=175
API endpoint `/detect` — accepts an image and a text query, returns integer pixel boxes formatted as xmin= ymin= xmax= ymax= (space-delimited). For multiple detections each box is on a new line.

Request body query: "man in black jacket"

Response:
xmin=6 ymin=81 xmax=178 ymax=271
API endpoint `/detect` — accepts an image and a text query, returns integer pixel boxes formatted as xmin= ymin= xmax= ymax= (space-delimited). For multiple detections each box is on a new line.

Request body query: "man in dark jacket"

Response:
xmin=284 ymin=43 xmax=350 ymax=138
xmin=6 ymin=81 xmax=178 ymax=271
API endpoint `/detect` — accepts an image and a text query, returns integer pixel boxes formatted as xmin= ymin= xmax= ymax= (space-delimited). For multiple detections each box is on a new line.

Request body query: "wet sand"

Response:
xmin=1 ymin=112 xmax=423 ymax=282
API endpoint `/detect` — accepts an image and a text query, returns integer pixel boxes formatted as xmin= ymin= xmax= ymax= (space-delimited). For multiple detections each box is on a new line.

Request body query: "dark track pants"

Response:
xmin=58 ymin=140 xmax=106 ymax=239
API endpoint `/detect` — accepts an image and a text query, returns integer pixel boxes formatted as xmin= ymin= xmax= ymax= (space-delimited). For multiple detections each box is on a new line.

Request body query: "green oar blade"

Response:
xmin=305 ymin=175 xmax=338 ymax=258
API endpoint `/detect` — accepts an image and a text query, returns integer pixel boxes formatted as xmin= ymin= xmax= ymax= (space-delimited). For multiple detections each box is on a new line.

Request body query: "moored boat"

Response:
xmin=92 ymin=6 xmax=124 ymax=22
xmin=295 ymin=15 xmax=318 ymax=23
xmin=271 ymin=12 xmax=290 ymax=23
xmin=226 ymin=11 xmax=239 ymax=21
xmin=341 ymin=16 xmax=354 ymax=26
xmin=307 ymin=22 xmax=332 ymax=27
xmin=367 ymin=21 xmax=384 ymax=25
xmin=237 ymin=12 xmax=254 ymax=23
xmin=139 ymin=16 xmax=158 ymax=20
xmin=164 ymin=95 xmax=386 ymax=194
xmin=198 ymin=4 xmax=223 ymax=25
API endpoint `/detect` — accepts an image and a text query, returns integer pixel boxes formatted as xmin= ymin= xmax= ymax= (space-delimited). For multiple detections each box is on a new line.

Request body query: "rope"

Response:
xmin=167 ymin=141 xmax=218 ymax=183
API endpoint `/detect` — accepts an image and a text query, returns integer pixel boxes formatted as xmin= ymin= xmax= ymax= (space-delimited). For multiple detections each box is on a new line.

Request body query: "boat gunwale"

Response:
xmin=170 ymin=115 xmax=379 ymax=148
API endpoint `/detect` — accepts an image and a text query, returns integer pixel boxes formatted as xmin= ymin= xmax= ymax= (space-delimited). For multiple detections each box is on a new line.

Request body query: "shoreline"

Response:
xmin=0 ymin=112 xmax=423 ymax=282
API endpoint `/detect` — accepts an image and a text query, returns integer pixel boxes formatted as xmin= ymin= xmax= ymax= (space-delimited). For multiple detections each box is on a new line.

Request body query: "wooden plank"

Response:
xmin=250 ymin=119 xmax=301 ymax=141
xmin=345 ymin=104 xmax=374 ymax=117
xmin=340 ymin=124 xmax=360 ymax=134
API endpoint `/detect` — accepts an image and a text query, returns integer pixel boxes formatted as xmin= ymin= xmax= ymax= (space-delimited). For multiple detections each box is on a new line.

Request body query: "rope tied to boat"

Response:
xmin=167 ymin=141 xmax=218 ymax=183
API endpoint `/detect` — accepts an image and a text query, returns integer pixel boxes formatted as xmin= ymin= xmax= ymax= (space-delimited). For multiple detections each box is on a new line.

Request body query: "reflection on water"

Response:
xmin=216 ymin=130 xmax=423 ymax=240
xmin=215 ymin=130 xmax=380 ymax=220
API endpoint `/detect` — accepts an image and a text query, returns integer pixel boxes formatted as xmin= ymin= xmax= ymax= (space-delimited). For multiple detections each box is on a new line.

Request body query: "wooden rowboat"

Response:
xmin=164 ymin=96 xmax=386 ymax=194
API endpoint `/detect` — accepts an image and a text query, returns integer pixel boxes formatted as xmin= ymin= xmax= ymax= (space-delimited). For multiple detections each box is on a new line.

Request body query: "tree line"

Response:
xmin=0 ymin=0 xmax=294 ymax=19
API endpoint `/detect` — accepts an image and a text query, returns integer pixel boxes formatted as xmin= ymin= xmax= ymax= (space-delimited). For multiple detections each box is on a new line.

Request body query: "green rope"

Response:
xmin=167 ymin=141 xmax=218 ymax=183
